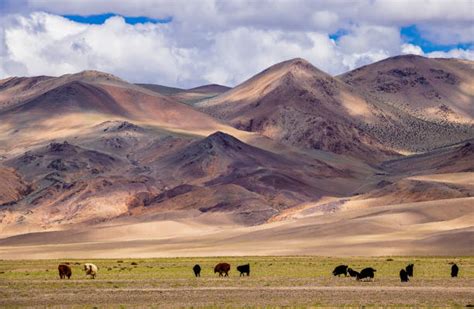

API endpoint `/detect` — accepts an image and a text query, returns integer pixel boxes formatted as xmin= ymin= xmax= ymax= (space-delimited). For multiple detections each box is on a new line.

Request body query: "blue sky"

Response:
xmin=400 ymin=25 xmax=473 ymax=53
xmin=62 ymin=13 xmax=172 ymax=25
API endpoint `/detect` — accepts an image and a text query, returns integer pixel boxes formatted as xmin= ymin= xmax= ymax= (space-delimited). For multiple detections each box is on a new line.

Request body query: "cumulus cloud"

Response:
xmin=0 ymin=12 xmax=409 ymax=86
xmin=1 ymin=13 xmax=196 ymax=86
xmin=417 ymin=22 xmax=474 ymax=45
xmin=401 ymin=43 xmax=424 ymax=56
xmin=400 ymin=43 xmax=474 ymax=60
xmin=427 ymin=48 xmax=474 ymax=60
xmin=0 ymin=1 xmax=473 ymax=87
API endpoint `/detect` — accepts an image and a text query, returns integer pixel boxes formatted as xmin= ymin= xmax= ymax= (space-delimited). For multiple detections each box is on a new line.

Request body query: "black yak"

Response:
xmin=405 ymin=264 xmax=414 ymax=277
xmin=347 ymin=267 xmax=359 ymax=278
xmin=332 ymin=265 xmax=348 ymax=277
xmin=58 ymin=264 xmax=72 ymax=279
xmin=451 ymin=263 xmax=459 ymax=277
xmin=400 ymin=269 xmax=409 ymax=282
xmin=193 ymin=264 xmax=201 ymax=277
xmin=356 ymin=267 xmax=376 ymax=281
xmin=214 ymin=263 xmax=231 ymax=277
xmin=237 ymin=264 xmax=250 ymax=276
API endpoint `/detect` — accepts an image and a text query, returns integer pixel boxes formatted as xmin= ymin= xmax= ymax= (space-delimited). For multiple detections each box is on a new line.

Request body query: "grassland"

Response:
xmin=0 ymin=256 xmax=473 ymax=308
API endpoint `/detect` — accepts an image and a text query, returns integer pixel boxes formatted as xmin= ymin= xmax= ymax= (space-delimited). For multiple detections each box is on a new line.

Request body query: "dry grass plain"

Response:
xmin=0 ymin=256 xmax=473 ymax=308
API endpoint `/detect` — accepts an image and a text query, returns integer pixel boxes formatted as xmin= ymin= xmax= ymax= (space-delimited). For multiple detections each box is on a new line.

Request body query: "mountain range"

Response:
xmin=0 ymin=54 xmax=472 ymax=257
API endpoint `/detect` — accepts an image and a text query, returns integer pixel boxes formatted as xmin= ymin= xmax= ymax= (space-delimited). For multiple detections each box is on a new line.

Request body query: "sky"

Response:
xmin=0 ymin=0 xmax=473 ymax=88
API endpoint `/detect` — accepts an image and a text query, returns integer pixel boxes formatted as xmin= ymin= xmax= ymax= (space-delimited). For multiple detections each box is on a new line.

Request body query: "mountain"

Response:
xmin=197 ymin=56 xmax=474 ymax=156
xmin=0 ymin=71 xmax=120 ymax=111
xmin=0 ymin=71 xmax=224 ymax=132
xmin=171 ymin=84 xmax=231 ymax=105
xmin=127 ymin=131 xmax=350 ymax=224
xmin=0 ymin=128 xmax=358 ymax=231
xmin=381 ymin=139 xmax=474 ymax=175
xmin=0 ymin=58 xmax=473 ymax=256
xmin=0 ymin=167 xmax=31 ymax=206
xmin=135 ymin=83 xmax=183 ymax=95
xmin=140 ymin=82 xmax=231 ymax=105
xmin=188 ymin=84 xmax=230 ymax=93
xmin=340 ymin=55 xmax=474 ymax=124
xmin=197 ymin=58 xmax=396 ymax=160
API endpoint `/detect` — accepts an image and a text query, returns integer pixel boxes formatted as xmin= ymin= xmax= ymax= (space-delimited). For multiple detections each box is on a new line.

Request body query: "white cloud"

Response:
xmin=401 ymin=43 xmax=424 ymax=56
xmin=201 ymin=28 xmax=343 ymax=85
xmin=0 ymin=12 xmax=405 ymax=86
xmin=427 ymin=48 xmax=474 ymax=60
xmin=0 ymin=2 xmax=473 ymax=87
xmin=417 ymin=22 xmax=474 ymax=45
xmin=338 ymin=25 xmax=402 ymax=54
xmin=1 ymin=13 xmax=197 ymax=86
xmin=4 ymin=0 xmax=471 ymax=44
xmin=400 ymin=43 xmax=474 ymax=61
xmin=311 ymin=10 xmax=339 ymax=32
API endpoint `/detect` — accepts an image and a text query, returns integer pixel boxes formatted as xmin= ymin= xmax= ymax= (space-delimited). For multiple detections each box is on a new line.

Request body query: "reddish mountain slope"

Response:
xmin=0 ymin=71 xmax=224 ymax=132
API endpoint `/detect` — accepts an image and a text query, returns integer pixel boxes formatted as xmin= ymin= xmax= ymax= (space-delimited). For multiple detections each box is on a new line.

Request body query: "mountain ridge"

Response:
xmin=0 ymin=55 xmax=472 ymax=255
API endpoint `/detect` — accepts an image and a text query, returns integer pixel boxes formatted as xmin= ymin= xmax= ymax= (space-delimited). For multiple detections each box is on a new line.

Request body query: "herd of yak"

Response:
xmin=57 ymin=262 xmax=250 ymax=279
xmin=57 ymin=261 xmax=460 ymax=281
xmin=331 ymin=263 xmax=460 ymax=282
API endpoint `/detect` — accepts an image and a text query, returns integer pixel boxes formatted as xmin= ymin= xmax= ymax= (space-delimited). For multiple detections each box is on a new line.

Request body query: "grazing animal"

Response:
xmin=193 ymin=264 xmax=201 ymax=277
xmin=237 ymin=264 xmax=250 ymax=276
xmin=83 ymin=263 xmax=98 ymax=279
xmin=405 ymin=264 xmax=414 ymax=277
xmin=332 ymin=265 xmax=348 ymax=277
xmin=58 ymin=264 xmax=72 ymax=279
xmin=214 ymin=263 xmax=231 ymax=277
xmin=451 ymin=263 xmax=459 ymax=277
xmin=356 ymin=267 xmax=376 ymax=281
xmin=400 ymin=269 xmax=409 ymax=282
xmin=347 ymin=268 xmax=359 ymax=278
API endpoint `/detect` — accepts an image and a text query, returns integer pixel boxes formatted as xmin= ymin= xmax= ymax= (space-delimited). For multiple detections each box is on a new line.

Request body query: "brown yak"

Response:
xmin=214 ymin=263 xmax=231 ymax=277
xmin=58 ymin=264 xmax=72 ymax=279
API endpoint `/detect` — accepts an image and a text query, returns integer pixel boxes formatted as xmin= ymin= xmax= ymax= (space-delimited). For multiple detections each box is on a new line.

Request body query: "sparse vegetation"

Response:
xmin=0 ymin=256 xmax=472 ymax=307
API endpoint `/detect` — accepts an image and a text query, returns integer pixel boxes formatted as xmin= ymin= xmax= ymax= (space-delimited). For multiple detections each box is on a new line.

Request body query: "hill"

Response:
xmin=198 ymin=56 xmax=474 ymax=155
xmin=340 ymin=55 xmax=474 ymax=124
xmin=197 ymin=58 xmax=396 ymax=160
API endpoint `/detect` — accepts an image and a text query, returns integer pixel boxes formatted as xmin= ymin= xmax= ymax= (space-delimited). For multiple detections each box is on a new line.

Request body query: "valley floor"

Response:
xmin=0 ymin=257 xmax=472 ymax=307
xmin=1 ymin=195 xmax=473 ymax=258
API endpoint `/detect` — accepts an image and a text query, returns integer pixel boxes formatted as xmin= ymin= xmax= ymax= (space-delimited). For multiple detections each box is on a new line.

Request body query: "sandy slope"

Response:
xmin=0 ymin=198 xmax=472 ymax=258
xmin=4 ymin=171 xmax=472 ymax=258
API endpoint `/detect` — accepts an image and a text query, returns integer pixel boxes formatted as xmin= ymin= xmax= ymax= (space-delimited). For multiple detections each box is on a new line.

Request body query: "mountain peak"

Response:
xmin=286 ymin=57 xmax=312 ymax=66
xmin=279 ymin=57 xmax=317 ymax=71
xmin=274 ymin=57 xmax=330 ymax=80
xmin=187 ymin=84 xmax=231 ymax=93
xmin=205 ymin=131 xmax=243 ymax=148
xmin=97 ymin=120 xmax=144 ymax=133
xmin=64 ymin=70 xmax=124 ymax=83
xmin=390 ymin=54 xmax=426 ymax=61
